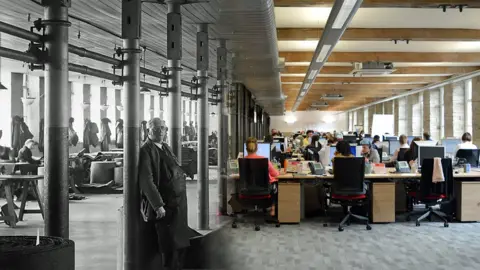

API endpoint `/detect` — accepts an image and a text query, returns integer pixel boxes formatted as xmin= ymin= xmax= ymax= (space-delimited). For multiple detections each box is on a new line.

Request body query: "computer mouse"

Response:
xmin=454 ymin=171 xmax=459 ymax=174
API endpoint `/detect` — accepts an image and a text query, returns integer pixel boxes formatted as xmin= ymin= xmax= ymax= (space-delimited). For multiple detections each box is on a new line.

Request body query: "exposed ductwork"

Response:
xmin=216 ymin=0 xmax=284 ymax=115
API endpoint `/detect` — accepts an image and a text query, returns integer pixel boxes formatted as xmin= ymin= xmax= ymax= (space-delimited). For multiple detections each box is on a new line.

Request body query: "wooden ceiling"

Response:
xmin=275 ymin=0 xmax=480 ymax=111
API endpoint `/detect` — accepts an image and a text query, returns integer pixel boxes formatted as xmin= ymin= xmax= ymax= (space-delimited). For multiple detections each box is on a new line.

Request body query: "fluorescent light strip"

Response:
xmin=332 ymin=0 xmax=357 ymax=29
xmin=304 ymin=83 xmax=310 ymax=89
xmin=308 ymin=70 xmax=317 ymax=80
xmin=316 ymin=45 xmax=332 ymax=63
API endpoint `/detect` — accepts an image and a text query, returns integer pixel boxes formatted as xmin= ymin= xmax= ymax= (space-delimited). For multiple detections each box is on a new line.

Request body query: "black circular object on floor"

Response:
xmin=0 ymin=236 xmax=75 ymax=270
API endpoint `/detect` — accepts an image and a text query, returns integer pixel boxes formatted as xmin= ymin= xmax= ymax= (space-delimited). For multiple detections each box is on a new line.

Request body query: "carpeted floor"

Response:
xmin=209 ymin=218 xmax=480 ymax=270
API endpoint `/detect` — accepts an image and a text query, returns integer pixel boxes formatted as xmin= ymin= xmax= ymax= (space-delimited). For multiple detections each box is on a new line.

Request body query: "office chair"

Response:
xmin=456 ymin=149 xmax=480 ymax=167
xmin=325 ymin=157 xmax=371 ymax=231
xmin=397 ymin=148 xmax=408 ymax=162
xmin=377 ymin=148 xmax=383 ymax=163
xmin=406 ymin=158 xmax=453 ymax=227
xmin=233 ymin=158 xmax=279 ymax=231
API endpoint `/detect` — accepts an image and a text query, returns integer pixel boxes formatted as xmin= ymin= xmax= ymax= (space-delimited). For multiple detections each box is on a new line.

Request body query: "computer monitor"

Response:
xmin=418 ymin=146 xmax=445 ymax=167
xmin=414 ymin=140 xmax=437 ymax=159
xmin=383 ymin=135 xmax=398 ymax=141
xmin=244 ymin=143 xmax=271 ymax=161
xmin=343 ymin=135 xmax=357 ymax=144
xmin=440 ymin=139 xmax=462 ymax=155
xmin=388 ymin=140 xmax=401 ymax=156
xmin=272 ymin=142 xmax=284 ymax=152
xmin=407 ymin=136 xmax=419 ymax=144
xmin=329 ymin=145 xmax=356 ymax=165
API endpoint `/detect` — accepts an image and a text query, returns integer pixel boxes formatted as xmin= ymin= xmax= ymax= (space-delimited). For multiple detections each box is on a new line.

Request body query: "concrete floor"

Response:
xmin=0 ymin=176 xmax=222 ymax=270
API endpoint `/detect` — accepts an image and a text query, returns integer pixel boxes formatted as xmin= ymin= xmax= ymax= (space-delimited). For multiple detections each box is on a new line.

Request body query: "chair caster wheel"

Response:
xmin=415 ymin=221 xmax=420 ymax=227
xmin=366 ymin=225 xmax=372 ymax=230
xmin=323 ymin=223 xmax=328 ymax=227
xmin=406 ymin=216 xmax=411 ymax=222
xmin=254 ymin=226 xmax=260 ymax=231
xmin=444 ymin=223 xmax=449 ymax=228
xmin=232 ymin=223 xmax=237 ymax=229
xmin=338 ymin=227 xmax=344 ymax=232
xmin=275 ymin=223 xmax=280 ymax=228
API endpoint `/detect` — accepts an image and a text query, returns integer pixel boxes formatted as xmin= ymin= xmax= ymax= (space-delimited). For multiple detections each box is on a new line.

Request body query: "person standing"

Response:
xmin=139 ymin=118 xmax=193 ymax=270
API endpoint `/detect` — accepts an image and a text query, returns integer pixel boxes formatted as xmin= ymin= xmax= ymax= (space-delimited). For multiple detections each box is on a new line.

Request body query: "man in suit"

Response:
xmin=139 ymin=118 xmax=193 ymax=270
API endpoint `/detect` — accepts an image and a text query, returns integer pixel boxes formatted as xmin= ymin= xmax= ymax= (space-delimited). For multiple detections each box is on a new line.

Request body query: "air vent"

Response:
xmin=350 ymin=61 xmax=396 ymax=76
xmin=322 ymin=94 xmax=344 ymax=100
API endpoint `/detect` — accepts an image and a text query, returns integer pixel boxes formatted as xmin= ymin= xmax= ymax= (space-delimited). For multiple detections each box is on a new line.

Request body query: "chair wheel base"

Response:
xmin=338 ymin=227 xmax=344 ymax=232
xmin=323 ymin=223 xmax=328 ymax=227
xmin=275 ymin=223 xmax=280 ymax=228
xmin=254 ymin=226 xmax=260 ymax=231
xmin=415 ymin=221 xmax=420 ymax=227
xmin=444 ymin=223 xmax=449 ymax=228
xmin=232 ymin=223 xmax=237 ymax=229
xmin=366 ymin=225 xmax=372 ymax=230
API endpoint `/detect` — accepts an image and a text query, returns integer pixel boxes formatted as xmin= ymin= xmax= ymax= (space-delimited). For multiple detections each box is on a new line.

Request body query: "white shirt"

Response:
xmin=455 ymin=142 xmax=477 ymax=156
xmin=391 ymin=144 xmax=410 ymax=162
xmin=154 ymin=142 xmax=164 ymax=150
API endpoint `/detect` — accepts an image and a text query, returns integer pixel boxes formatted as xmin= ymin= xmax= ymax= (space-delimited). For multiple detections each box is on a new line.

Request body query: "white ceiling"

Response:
xmin=278 ymin=40 xmax=480 ymax=52
xmin=284 ymin=62 xmax=480 ymax=67
xmin=275 ymin=7 xmax=480 ymax=29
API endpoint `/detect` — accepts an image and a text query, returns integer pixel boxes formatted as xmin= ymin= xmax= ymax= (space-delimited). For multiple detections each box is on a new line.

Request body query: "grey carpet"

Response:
xmin=207 ymin=218 xmax=480 ymax=270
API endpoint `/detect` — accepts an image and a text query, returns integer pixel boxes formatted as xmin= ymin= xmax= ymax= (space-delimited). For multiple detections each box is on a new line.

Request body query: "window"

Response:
xmin=465 ymin=79 xmax=473 ymax=135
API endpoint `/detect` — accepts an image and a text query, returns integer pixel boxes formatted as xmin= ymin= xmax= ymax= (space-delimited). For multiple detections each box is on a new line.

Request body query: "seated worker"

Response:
xmin=455 ymin=132 xmax=477 ymax=156
xmin=305 ymin=134 xmax=322 ymax=162
xmin=303 ymin=130 xmax=314 ymax=146
xmin=359 ymin=139 xmax=380 ymax=164
xmin=244 ymin=137 xmax=280 ymax=217
xmin=372 ymin=135 xmax=382 ymax=150
xmin=18 ymin=139 xmax=41 ymax=165
xmin=332 ymin=140 xmax=354 ymax=164
xmin=391 ymin=134 xmax=410 ymax=162
xmin=423 ymin=132 xmax=432 ymax=141
xmin=404 ymin=136 xmax=422 ymax=167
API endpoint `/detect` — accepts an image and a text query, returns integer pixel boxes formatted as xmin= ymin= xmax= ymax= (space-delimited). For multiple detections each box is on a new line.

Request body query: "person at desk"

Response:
xmin=359 ymin=139 xmax=380 ymax=164
xmin=244 ymin=137 xmax=280 ymax=217
xmin=404 ymin=137 xmax=422 ymax=167
xmin=305 ymin=134 xmax=322 ymax=162
xmin=303 ymin=130 xmax=314 ymax=146
xmin=17 ymin=139 xmax=42 ymax=165
xmin=372 ymin=135 xmax=382 ymax=150
xmin=423 ymin=132 xmax=432 ymax=141
xmin=391 ymin=134 xmax=410 ymax=162
xmin=332 ymin=140 xmax=354 ymax=161
xmin=455 ymin=132 xmax=477 ymax=156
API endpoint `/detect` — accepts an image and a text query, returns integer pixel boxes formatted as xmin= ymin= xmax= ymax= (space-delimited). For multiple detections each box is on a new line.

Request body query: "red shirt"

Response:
xmin=245 ymin=153 xmax=279 ymax=183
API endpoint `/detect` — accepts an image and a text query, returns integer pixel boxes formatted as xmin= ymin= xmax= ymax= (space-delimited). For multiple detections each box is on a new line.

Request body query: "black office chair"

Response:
xmin=406 ymin=158 xmax=453 ymax=227
xmin=456 ymin=149 xmax=480 ymax=167
xmin=233 ymin=158 xmax=279 ymax=231
xmin=377 ymin=148 xmax=383 ymax=163
xmin=326 ymin=157 xmax=371 ymax=231
xmin=397 ymin=148 xmax=408 ymax=162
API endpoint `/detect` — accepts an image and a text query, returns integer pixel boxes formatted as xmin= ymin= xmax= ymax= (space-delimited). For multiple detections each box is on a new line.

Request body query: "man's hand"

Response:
xmin=155 ymin=206 xmax=166 ymax=219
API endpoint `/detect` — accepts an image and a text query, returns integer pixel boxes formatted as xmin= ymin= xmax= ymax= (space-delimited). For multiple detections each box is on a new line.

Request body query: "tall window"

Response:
xmin=430 ymin=89 xmax=441 ymax=141
xmin=397 ymin=97 xmax=407 ymax=134
xmin=0 ymin=70 xmax=11 ymax=146
xmin=465 ymin=79 xmax=473 ymax=135
xmin=412 ymin=94 xmax=422 ymax=136
xmin=91 ymin=85 xmax=101 ymax=126
xmin=71 ymin=82 xmax=84 ymax=136
xmin=453 ymin=82 xmax=466 ymax=138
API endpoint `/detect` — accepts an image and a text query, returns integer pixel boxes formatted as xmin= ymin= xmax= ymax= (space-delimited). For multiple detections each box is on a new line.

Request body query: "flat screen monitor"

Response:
xmin=440 ymin=139 xmax=462 ymax=155
xmin=244 ymin=143 xmax=271 ymax=161
xmin=414 ymin=140 xmax=438 ymax=158
xmin=272 ymin=142 xmax=284 ymax=152
xmin=343 ymin=135 xmax=357 ymax=144
xmin=383 ymin=135 xmax=398 ymax=141
xmin=407 ymin=136 xmax=420 ymax=144
xmin=329 ymin=145 xmax=356 ymax=165
xmin=388 ymin=140 xmax=401 ymax=156
xmin=418 ymin=146 xmax=445 ymax=167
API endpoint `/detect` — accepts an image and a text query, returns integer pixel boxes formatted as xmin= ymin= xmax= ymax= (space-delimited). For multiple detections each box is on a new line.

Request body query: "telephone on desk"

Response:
xmin=395 ymin=161 xmax=410 ymax=173
xmin=309 ymin=162 xmax=325 ymax=175
xmin=229 ymin=160 xmax=239 ymax=174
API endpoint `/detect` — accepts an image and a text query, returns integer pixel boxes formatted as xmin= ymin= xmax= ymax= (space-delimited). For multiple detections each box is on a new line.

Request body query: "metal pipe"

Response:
xmin=196 ymin=23 xmax=209 ymax=230
xmin=122 ymin=0 xmax=142 ymax=269
xmin=0 ymin=21 xmax=42 ymax=42
xmin=69 ymin=44 xmax=121 ymax=66
xmin=140 ymin=67 xmax=166 ymax=79
xmin=167 ymin=2 xmax=183 ymax=160
xmin=69 ymin=63 xmax=121 ymax=81
xmin=0 ymin=47 xmax=38 ymax=63
xmin=217 ymin=39 xmax=228 ymax=215
xmin=43 ymin=0 xmax=71 ymax=239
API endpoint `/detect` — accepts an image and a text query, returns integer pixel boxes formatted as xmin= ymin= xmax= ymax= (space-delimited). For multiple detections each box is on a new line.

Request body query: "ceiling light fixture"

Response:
xmin=322 ymin=94 xmax=344 ymax=100
xmin=332 ymin=0 xmax=358 ymax=29
xmin=304 ymin=83 xmax=310 ymax=89
xmin=308 ymin=70 xmax=318 ymax=80
xmin=316 ymin=45 xmax=332 ymax=63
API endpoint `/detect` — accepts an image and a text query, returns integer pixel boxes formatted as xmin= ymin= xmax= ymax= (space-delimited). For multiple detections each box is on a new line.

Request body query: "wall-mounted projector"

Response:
xmin=322 ymin=94 xmax=344 ymax=100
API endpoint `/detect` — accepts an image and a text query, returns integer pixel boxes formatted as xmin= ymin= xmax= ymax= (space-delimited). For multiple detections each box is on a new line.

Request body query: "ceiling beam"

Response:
xmin=281 ymin=76 xmax=449 ymax=83
xmin=282 ymin=66 xmax=480 ymax=74
xmin=277 ymin=28 xmax=480 ymax=41
xmin=283 ymin=84 xmax=425 ymax=91
xmin=280 ymin=52 xmax=480 ymax=63
xmin=274 ymin=0 xmax=480 ymax=8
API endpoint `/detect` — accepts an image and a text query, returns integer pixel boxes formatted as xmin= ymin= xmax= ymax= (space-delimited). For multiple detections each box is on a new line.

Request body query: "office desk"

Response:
xmin=229 ymin=171 xmax=480 ymax=223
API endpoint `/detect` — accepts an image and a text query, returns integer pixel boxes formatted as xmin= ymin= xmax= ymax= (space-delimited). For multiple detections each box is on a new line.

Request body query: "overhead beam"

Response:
xmin=274 ymin=0 xmax=480 ymax=8
xmin=281 ymin=76 xmax=449 ymax=83
xmin=277 ymin=28 xmax=480 ymax=41
xmin=283 ymin=83 xmax=426 ymax=91
xmin=280 ymin=52 xmax=480 ymax=63
xmin=282 ymin=66 xmax=480 ymax=74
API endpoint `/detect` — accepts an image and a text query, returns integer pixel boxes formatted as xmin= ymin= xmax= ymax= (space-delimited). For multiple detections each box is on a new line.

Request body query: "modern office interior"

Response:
xmin=1 ymin=0 xmax=480 ymax=270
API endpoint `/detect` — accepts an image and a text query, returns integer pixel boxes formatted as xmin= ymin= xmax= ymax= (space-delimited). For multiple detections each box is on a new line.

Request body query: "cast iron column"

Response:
xmin=230 ymin=83 xmax=239 ymax=158
xmin=122 ymin=0 xmax=142 ymax=269
xmin=43 ymin=0 xmax=71 ymax=239
xmin=167 ymin=1 xmax=183 ymax=160
xmin=196 ymin=23 xmax=209 ymax=229
xmin=217 ymin=39 xmax=228 ymax=214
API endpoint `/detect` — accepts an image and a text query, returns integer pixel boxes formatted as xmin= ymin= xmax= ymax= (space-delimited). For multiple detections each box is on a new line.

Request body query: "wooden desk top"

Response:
xmin=0 ymin=175 xmax=44 ymax=181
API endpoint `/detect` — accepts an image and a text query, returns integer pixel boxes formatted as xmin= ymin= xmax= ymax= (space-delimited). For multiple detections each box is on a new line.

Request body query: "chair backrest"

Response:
xmin=304 ymin=146 xmax=320 ymax=162
xmin=377 ymin=148 xmax=383 ymax=163
xmin=420 ymin=158 xmax=453 ymax=199
xmin=332 ymin=157 xmax=366 ymax=195
xmin=456 ymin=149 xmax=480 ymax=167
xmin=397 ymin=148 xmax=408 ymax=162
xmin=238 ymin=158 xmax=270 ymax=192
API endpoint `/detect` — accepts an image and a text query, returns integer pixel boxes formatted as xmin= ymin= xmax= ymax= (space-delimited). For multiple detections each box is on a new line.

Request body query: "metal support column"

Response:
xmin=167 ymin=1 xmax=183 ymax=160
xmin=230 ymin=83 xmax=239 ymax=158
xmin=121 ymin=0 xmax=142 ymax=269
xmin=43 ymin=0 xmax=71 ymax=239
xmin=196 ymin=23 xmax=209 ymax=230
xmin=217 ymin=39 xmax=228 ymax=214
